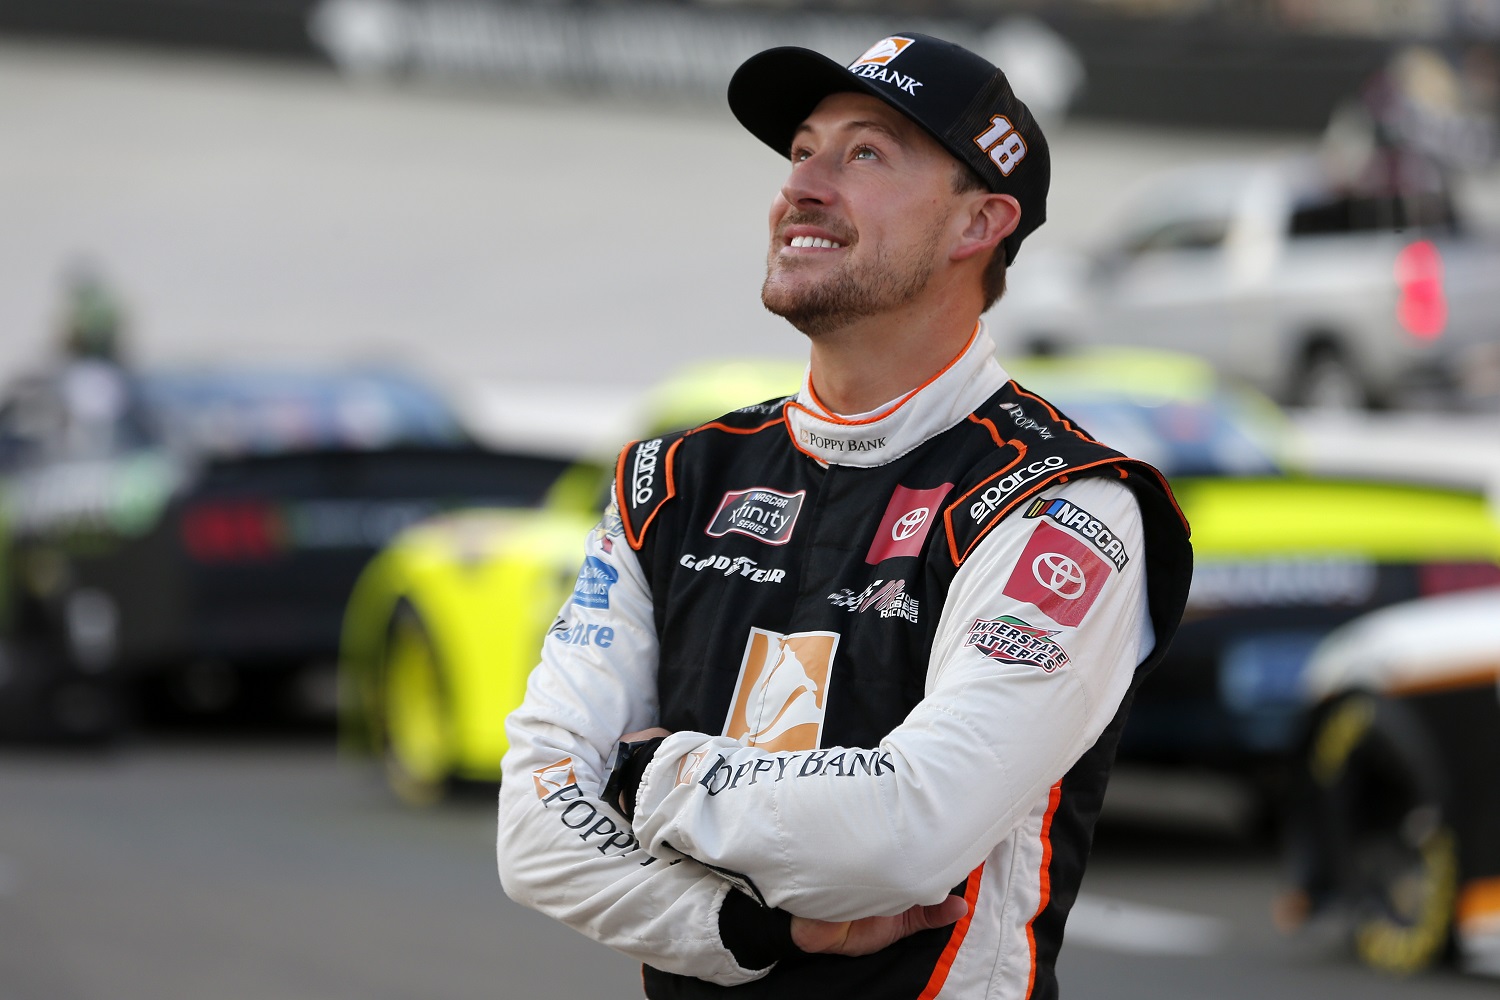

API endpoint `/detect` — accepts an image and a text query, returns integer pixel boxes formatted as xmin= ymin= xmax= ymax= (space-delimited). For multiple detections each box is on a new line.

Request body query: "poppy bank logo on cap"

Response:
xmin=724 ymin=628 xmax=839 ymax=752
xmin=850 ymin=36 xmax=914 ymax=68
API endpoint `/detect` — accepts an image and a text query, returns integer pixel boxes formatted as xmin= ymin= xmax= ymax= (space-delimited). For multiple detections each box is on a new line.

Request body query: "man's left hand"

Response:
xmin=621 ymin=728 xmax=672 ymax=743
xmin=790 ymin=896 xmax=970 ymax=957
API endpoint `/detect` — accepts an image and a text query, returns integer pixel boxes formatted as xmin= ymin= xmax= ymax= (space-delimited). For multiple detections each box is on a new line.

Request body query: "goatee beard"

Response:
xmin=761 ymin=230 xmax=938 ymax=339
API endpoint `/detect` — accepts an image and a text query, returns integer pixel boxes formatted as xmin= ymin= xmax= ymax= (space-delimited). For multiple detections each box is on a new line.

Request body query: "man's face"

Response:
xmin=761 ymin=92 xmax=966 ymax=337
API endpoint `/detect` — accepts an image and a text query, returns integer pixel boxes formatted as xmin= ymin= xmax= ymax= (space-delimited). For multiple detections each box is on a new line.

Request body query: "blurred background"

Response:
xmin=3 ymin=1 xmax=1500 ymax=997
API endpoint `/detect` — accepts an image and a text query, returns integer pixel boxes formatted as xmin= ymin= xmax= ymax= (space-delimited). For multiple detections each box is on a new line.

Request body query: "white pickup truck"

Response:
xmin=990 ymin=159 xmax=1500 ymax=408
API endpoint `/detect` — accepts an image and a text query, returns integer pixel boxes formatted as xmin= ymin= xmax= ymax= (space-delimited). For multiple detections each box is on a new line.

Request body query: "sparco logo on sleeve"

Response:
xmin=1024 ymin=497 xmax=1130 ymax=571
xmin=967 ymin=455 xmax=1067 ymax=523
xmin=966 ymin=616 xmax=1071 ymax=673
xmin=705 ymin=487 xmax=805 ymax=546
xmin=724 ymin=628 xmax=839 ymax=752
xmin=631 ymin=438 xmax=663 ymax=505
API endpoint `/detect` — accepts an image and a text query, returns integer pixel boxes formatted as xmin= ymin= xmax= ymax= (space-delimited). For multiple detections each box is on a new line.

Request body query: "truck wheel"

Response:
xmin=382 ymin=607 xmax=453 ymax=806
xmin=1292 ymin=344 xmax=1368 ymax=410
xmin=1305 ymin=694 xmax=1456 ymax=974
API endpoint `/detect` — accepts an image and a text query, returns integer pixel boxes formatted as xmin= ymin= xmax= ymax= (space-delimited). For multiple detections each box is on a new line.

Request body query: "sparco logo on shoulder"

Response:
xmin=968 ymin=455 xmax=1067 ymax=523
xmin=632 ymin=438 xmax=662 ymax=506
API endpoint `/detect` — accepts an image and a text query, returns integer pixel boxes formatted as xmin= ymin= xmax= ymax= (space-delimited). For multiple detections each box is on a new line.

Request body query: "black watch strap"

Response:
xmin=602 ymin=736 xmax=666 ymax=820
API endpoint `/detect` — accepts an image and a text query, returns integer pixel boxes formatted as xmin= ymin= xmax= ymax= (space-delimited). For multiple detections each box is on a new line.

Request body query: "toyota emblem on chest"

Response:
xmin=891 ymin=507 xmax=929 ymax=541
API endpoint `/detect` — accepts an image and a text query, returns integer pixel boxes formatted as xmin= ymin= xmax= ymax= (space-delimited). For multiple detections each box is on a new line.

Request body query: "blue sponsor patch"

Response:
xmin=571 ymin=556 xmax=619 ymax=609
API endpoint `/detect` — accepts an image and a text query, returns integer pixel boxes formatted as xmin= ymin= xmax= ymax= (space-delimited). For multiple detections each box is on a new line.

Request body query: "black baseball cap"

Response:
xmin=728 ymin=32 xmax=1049 ymax=264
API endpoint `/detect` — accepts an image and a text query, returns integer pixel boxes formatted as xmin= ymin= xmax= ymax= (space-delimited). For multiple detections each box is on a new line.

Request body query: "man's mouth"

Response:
xmin=787 ymin=235 xmax=843 ymax=249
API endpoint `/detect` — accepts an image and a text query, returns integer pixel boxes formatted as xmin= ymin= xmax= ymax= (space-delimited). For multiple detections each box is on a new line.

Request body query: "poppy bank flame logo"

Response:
xmin=850 ymin=36 xmax=914 ymax=68
xmin=723 ymin=628 xmax=839 ymax=752
xmin=532 ymin=757 xmax=577 ymax=799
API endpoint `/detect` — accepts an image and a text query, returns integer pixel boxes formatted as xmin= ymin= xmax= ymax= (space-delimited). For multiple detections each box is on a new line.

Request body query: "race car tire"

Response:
xmin=0 ymin=637 xmax=125 ymax=744
xmin=381 ymin=604 xmax=455 ymax=807
xmin=1304 ymin=693 xmax=1457 ymax=974
xmin=1290 ymin=341 xmax=1369 ymax=411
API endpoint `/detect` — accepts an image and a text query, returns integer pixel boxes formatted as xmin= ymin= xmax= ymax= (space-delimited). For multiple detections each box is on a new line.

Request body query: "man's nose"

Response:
xmin=780 ymin=151 xmax=838 ymax=208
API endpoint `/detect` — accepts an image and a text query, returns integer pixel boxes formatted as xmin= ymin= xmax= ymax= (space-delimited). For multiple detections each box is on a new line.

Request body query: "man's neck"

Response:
xmin=806 ymin=291 xmax=982 ymax=415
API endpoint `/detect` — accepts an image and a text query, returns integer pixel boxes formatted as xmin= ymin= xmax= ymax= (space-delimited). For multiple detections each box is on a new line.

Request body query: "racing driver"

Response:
xmin=498 ymin=32 xmax=1194 ymax=999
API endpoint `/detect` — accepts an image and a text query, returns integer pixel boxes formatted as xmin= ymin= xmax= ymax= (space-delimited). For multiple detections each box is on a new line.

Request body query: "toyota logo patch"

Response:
xmin=1002 ymin=521 xmax=1111 ymax=626
xmin=1032 ymin=552 xmax=1087 ymax=599
xmin=892 ymin=507 xmax=929 ymax=541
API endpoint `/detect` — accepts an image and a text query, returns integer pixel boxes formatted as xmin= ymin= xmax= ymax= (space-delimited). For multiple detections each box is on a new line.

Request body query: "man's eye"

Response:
xmin=852 ymin=145 xmax=878 ymax=160
xmin=792 ymin=147 xmax=813 ymax=162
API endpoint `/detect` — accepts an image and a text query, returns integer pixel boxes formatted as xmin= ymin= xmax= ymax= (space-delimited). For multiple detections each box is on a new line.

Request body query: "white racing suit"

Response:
xmin=498 ymin=328 xmax=1193 ymax=998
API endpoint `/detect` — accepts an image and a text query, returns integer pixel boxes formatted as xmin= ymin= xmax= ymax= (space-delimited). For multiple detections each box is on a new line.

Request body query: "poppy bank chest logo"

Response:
xmin=724 ymin=628 xmax=840 ymax=752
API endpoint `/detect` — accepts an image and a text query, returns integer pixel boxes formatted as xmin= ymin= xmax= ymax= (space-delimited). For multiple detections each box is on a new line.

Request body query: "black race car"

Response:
xmin=0 ymin=365 xmax=568 ymax=738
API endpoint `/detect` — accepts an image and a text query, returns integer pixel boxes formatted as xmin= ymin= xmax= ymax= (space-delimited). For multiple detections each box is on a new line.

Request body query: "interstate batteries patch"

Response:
xmin=965 ymin=615 xmax=1071 ymax=673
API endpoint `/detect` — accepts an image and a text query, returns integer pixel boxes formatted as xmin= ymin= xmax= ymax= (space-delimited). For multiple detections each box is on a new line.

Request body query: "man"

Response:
xmin=498 ymin=32 xmax=1193 ymax=999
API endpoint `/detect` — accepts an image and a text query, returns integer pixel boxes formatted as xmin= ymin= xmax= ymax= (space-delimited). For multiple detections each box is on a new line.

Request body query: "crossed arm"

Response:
xmin=497 ymin=477 xmax=1150 ymax=982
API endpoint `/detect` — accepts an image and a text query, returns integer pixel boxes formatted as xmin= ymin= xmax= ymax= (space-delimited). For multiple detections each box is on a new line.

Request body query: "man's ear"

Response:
xmin=952 ymin=194 xmax=1021 ymax=263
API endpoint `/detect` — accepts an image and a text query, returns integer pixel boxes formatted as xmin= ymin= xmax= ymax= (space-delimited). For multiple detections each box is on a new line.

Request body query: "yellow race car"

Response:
xmin=340 ymin=350 xmax=1500 ymax=806
xmin=338 ymin=360 xmax=804 ymax=802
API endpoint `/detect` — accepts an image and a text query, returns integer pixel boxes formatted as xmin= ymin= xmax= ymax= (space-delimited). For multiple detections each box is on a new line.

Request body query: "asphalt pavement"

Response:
xmin=1 ymin=739 xmax=1496 ymax=1000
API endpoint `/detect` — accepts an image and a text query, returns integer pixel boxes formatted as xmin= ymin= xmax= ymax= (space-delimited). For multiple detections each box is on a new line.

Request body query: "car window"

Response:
xmin=1121 ymin=215 xmax=1231 ymax=255
xmin=1289 ymin=191 xmax=1458 ymax=236
xmin=138 ymin=372 xmax=469 ymax=457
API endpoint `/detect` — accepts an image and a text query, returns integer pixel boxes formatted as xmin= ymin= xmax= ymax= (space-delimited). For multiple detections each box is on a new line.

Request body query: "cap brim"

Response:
xmin=728 ymin=47 xmax=900 ymax=160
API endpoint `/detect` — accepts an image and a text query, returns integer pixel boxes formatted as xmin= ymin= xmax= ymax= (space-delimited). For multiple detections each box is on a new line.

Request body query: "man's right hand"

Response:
xmin=789 ymin=895 xmax=969 ymax=957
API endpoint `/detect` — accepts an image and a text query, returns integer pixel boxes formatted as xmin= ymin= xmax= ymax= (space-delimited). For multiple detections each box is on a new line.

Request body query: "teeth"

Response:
xmin=789 ymin=235 xmax=843 ymax=249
